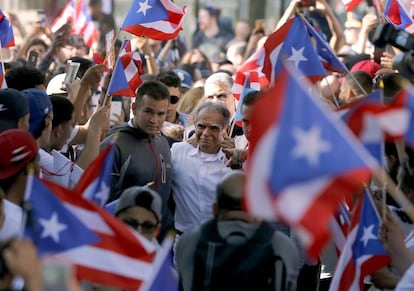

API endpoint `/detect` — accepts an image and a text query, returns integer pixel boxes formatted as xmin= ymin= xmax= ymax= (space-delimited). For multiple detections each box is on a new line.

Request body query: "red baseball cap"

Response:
xmin=351 ymin=60 xmax=381 ymax=78
xmin=0 ymin=129 xmax=38 ymax=179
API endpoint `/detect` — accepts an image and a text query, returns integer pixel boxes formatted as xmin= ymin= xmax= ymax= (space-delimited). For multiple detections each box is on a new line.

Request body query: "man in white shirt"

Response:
xmin=172 ymin=102 xmax=233 ymax=236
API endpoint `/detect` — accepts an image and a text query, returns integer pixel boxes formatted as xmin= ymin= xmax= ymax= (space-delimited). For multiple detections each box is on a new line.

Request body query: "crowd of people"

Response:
xmin=0 ymin=0 xmax=414 ymax=289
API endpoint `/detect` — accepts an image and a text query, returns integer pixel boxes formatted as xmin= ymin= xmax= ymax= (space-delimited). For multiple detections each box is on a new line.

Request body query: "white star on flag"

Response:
xmin=287 ymin=47 xmax=308 ymax=68
xmin=360 ymin=224 xmax=377 ymax=247
xmin=291 ymin=125 xmax=332 ymax=167
xmin=137 ymin=0 xmax=152 ymax=16
xmin=39 ymin=212 xmax=67 ymax=243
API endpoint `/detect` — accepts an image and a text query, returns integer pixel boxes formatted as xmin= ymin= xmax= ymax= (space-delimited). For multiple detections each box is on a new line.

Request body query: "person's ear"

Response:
xmin=131 ymin=102 xmax=137 ymax=115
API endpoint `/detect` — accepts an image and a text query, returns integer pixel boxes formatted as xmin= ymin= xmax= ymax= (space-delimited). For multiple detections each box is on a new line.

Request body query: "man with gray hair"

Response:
xmin=203 ymin=72 xmax=243 ymax=137
xmin=171 ymin=102 xmax=233 ymax=237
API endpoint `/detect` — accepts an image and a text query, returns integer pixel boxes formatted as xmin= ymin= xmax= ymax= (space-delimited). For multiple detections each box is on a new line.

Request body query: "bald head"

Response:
xmin=216 ymin=170 xmax=245 ymax=211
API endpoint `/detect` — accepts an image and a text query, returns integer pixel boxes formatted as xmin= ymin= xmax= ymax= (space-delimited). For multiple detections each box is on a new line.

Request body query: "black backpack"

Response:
xmin=192 ymin=219 xmax=287 ymax=291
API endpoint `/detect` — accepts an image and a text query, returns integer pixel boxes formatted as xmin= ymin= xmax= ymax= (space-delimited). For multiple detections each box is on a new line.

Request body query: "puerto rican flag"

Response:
xmin=0 ymin=63 xmax=7 ymax=89
xmin=107 ymin=39 xmax=144 ymax=97
xmin=51 ymin=0 xmax=98 ymax=48
xmin=329 ymin=191 xmax=390 ymax=291
xmin=340 ymin=91 xmax=386 ymax=165
xmin=342 ymin=0 xmax=364 ymax=11
xmin=234 ymin=47 xmax=269 ymax=89
xmin=244 ymin=64 xmax=377 ymax=259
xmin=74 ymin=143 xmax=114 ymax=206
xmin=140 ymin=235 xmax=178 ymax=291
xmin=262 ymin=16 xmax=327 ymax=86
xmin=342 ymin=88 xmax=414 ymax=149
xmin=0 ymin=10 xmax=15 ymax=47
xmin=121 ymin=0 xmax=187 ymax=41
xmin=303 ymin=17 xmax=347 ymax=73
xmin=232 ymin=71 xmax=260 ymax=129
xmin=25 ymin=174 xmax=156 ymax=289
xmin=384 ymin=0 xmax=413 ymax=29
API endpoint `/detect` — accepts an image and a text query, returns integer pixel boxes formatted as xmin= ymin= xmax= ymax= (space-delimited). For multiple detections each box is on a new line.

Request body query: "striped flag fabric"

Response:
xmin=329 ymin=191 xmax=390 ymax=291
xmin=0 ymin=10 xmax=15 ymax=48
xmin=384 ymin=0 xmax=413 ymax=29
xmin=51 ymin=0 xmax=98 ymax=48
xmin=262 ymin=16 xmax=327 ymax=86
xmin=0 ymin=63 xmax=7 ymax=89
xmin=244 ymin=63 xmax=377 ymax=259
xmin=25 ymin=174 xmax=156 ymax=289
xmin=107 ymin=39 xmax=144 ymax=97
xmin=74 ymin=143 xmax=114 ymax=206
xmin=342 ymin=0 xmax=364 ymax=11
xmin=121 ymin=0 xmax=187 ymax=41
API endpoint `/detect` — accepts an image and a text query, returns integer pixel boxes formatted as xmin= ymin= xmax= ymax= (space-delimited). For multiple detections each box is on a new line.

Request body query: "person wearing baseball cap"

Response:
xmin=24 ymin=88 xmax=53 ymax=140
xmin=0 ymin=129 xmax=39 ymax=240
xmin=0 ymin=88 xmax=30 ymax=133
xmin=115 ymin=186 xmax=162 ymax=242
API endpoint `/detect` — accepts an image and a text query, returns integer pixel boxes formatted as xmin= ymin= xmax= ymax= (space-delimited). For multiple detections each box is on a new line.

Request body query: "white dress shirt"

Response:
xmin=171 ymin=142 xmax=232 ymax=233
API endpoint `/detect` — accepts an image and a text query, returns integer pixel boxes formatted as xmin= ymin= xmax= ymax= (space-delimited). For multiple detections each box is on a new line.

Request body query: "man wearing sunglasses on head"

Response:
xmin=115 ymin=186 xmax=162 ymax=244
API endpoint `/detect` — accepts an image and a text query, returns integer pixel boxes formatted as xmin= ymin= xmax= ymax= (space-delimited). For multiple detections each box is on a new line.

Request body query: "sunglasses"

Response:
xmin=170 ymin=95 xmax=180 ymax=104
xmin=122 ymin=218 xmax=158 ymax=234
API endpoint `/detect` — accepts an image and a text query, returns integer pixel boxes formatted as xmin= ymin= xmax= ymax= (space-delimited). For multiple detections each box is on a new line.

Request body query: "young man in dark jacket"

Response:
xmin=101 ymin=80 xmax=173 ymax=242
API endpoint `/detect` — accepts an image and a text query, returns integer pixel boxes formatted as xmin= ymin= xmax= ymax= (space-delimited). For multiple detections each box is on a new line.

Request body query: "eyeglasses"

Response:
xmin=170 ymin=95 xmax=180 ymax=104
xmin=205 ymin=93 xmax=231 ymax=100
xmin=121 ymin=218 xmax=158 ymax=234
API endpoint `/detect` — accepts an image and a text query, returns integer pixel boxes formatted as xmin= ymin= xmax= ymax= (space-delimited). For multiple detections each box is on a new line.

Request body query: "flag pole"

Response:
xmin=373 ymin=167 xmax=414 ymax=222
xmin=0 ymin=40 xmax=6 ymax=78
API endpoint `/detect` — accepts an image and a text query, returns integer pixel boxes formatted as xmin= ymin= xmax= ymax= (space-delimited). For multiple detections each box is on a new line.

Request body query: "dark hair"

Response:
xmin=27 ymin=38 xmax=48 ymax=53
xmin=344 ymin=70 xmax=373 ymax=96
xmin=66 ymin=57 xmax=93 ymax=79
xmin=135 ymin=81 xmax=170 ymax=105
xmin=50 ymin=96 xmax=74 ymax=129
xmin=242 ymin=90 xmax=260 ymax=107
xmin=202 ymin=5 xmax=220 ymax=18
xmin=156 ymin=71 xmax=181 ymax=88
xmin=5 ymin=66 xmax=45 ymax=91
xmin=196 ymin=101 xmax=231 ymax=128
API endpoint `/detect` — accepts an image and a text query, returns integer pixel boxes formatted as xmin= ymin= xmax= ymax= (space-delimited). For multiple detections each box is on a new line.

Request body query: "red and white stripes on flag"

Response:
xmin=44 ymin=180 xmax=156 ymax=289
xmin=51 ymin=0 xmax=98 ymax=48
xmin=342 ymin=0 xmax=364 ymax=11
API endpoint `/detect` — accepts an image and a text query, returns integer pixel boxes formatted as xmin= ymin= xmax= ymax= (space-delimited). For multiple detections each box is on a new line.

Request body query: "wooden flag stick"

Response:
xmin=373 ymin=167 xmax=414 ymax=222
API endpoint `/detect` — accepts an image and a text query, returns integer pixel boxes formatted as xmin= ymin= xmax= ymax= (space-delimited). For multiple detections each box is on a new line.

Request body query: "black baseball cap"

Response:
xmin=0 ymin=88 xmax=29 ymax=132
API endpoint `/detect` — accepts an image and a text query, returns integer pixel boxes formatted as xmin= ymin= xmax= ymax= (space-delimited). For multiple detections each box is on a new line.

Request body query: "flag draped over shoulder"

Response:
xmin=121 ymin=0 xmax=187 ymax=41
xmin=24 ymin=174 xmax=156 ymax=289
xmin=329 ymin=191 xmax=390 ymax=291
xmin=262 ymin=16 xmax=327 ymax=86
xmin=74 ymin=143 xmax=114 ymax=206
xmin=107 ymin=39 xmax=144 ymax=97
xmin=0 ymin=10 xmax=15 ymax=48
xmin=51 ymin=0 xmax=98 ymax=48
xmin=244 ymin=64 xmax=377 ymax=259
